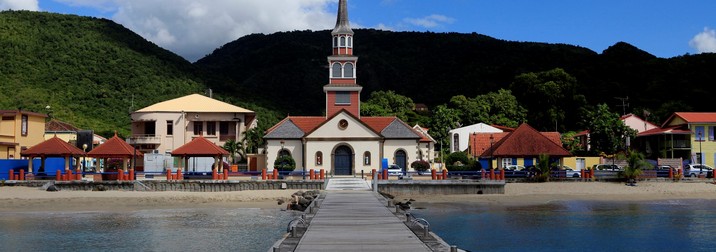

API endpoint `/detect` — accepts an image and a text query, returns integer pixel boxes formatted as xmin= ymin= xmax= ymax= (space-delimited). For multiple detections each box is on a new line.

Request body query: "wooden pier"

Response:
xmin=272 ymin=178 xmax=455 ymax=252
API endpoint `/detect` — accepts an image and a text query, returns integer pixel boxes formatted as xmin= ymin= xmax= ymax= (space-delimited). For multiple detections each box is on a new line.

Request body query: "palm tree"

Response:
xmin=624 ymin=151 xmax=649 ymax=186
xmin=223 ymin=139 xmax=240 ymax=164
xmin=536 ymin=153 xmax=552 ymax=182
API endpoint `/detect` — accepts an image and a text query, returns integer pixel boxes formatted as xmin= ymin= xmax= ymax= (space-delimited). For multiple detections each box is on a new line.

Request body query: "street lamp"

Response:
xmin=82 ymin=144 xmax=88 ymax=172
xmin=489 ymin=135 xmax=494 ymax=170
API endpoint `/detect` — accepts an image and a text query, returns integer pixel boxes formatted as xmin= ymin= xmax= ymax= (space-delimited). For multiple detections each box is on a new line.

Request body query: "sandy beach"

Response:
xmin=408 ymin=181 xmax=716 ymax=206
xmin=2 ymin=181 xmax=716 ymax=212
xmin=0 ymin=186 xmax=298 ymax=212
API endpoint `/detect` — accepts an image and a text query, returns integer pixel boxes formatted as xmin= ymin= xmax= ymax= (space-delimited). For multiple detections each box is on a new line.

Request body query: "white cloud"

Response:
xmin=403 ymin=14 xmax=455 ymax=29
xmin=375 ymin=23 xmax=393 ymax=31
xmin=56 ymin=0 xmax=338 ymax=62
xmin=0 ymin=0 xmax=39 ymax=11
xmin=690 ymin=27 xmax=716 ymax=54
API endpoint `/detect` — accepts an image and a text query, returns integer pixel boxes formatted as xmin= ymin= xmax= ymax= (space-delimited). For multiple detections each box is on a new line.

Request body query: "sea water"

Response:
xmin=411 ymin=199 xmax=716 ymax=252
xmin=2 ymin=200 xmax=715 ymax=251
xmin=0 ymin=208 xmax=300 ymax=251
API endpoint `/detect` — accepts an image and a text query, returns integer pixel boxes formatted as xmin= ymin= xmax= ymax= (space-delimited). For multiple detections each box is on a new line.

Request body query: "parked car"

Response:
xmin=685 ymin=164 xmax=714 ymax=177
xmin=551 ymin=165 xmax=581 ymax=178
xmin=656 ymin=165 xmax=676 ymax=171
xmin=593 ymin=164 xmax=622 ymax=171
xmin=504 ymin=165 xmax=526 ymax=171
xmin=387 ymin=164 xmax=403 ymax=176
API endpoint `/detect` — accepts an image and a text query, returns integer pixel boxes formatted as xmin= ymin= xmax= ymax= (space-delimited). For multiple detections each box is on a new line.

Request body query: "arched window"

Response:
xmin=333 ymin=37 xmax=338 ymax=47
xmin=316 ymin=151 xmax=323 ymax=166
xmin=363 ymin=151 xmax=371 ymax=165
xmin=343 ymin=63 xmax=354 ymax=78
xmin=278 ymin=149 xmax=290 ymax=158
xmin=332 ymin=63 xmax=342 ymax=78
xmin=348 ymin=36 xmax=352 ymax=47
xmin=340 ymin=36 xmax=346 ymax=46
xmin=453 ymin=134 xmax=460 ymax=152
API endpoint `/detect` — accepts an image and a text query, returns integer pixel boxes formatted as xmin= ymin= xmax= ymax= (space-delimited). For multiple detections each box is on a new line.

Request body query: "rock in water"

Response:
xmin=46 ymin=185 xmax=59 ymax=192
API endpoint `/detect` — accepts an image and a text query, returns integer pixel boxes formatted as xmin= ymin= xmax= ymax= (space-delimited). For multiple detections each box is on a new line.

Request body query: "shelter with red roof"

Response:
xmin=20 ymin=136 xmax=85 ymax=174
xmin=87 ymin=134 xmax=143 ymax=172
xmin=171 ymin=136 xmax=229 ymax=172
xmin=263 ymin=1 xmax=433 ymax=176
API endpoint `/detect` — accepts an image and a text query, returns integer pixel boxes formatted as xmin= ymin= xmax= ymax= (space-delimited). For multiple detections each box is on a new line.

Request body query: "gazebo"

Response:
xmin=20 ymin=136 xmax=86 ymax=176
xmin=87 ymin=133 xmax=143 ymax=178
xmin=171 ymin=136 xmax=229 ymax=173
xmin=481 ymin=123 xmax=572 ymax=169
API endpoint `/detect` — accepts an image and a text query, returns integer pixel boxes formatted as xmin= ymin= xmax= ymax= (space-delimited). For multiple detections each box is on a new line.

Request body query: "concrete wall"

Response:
xmin=7 ymin=180 xmax=324 ymax=192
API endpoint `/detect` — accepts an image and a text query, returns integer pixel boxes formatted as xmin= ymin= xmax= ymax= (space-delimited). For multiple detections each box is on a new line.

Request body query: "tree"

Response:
xmin=222 ymin=139 xmax=242 ymax=164
xmin=241 ymin=127 xmax=264 ymax=154
xmin=535 ymin=153 xmax=553 ymax=182
xmin=510 ymin=68 xmax=586 ymax=131
xmin=561 ymin=131 xmax=583 ymax=154
xmin=360 ymin=90 xmax=417 ymax=122
xmin=584 ymin=104 xmax=636 ymax=155
xmin=623 ymin=151 xmax=649 ymax=185
xmin=448 ymin=89 xmax=527 ymax=128
xmin=274 ymin=155 xmax=296 ymax=172
xmin=428 ymin=104 xmax=461 ymax=155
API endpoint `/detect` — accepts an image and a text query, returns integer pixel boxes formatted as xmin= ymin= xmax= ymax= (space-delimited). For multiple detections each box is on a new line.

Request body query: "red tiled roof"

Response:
xmin=662 ymin=112 xmax=716 ymax=127
xmin=638 ymin=125 xmax=692 ymax=137
xmin=172 ymin=136 xmax=229 ymax=157
xmin=468 ymin=132 xmax=509 ymax=157
xmin=481 ymin=124 xmax=571 ymax=157
xmin=574 ymin=130 xmax=589 ymax=136
xmin=45 ymin=119 xmax=80 ymax=132
xmin=360 ymin=117 xmax=396 ymax=132
xmin=20 ymin=136 xmax=85 ymax=157
xmin=491 ymin=124 xmax=515 ymax=132
xmin=87 ymin=134 xmax=143 ymax=158
xmin=290 ymin=117 xmax=326 ymax=133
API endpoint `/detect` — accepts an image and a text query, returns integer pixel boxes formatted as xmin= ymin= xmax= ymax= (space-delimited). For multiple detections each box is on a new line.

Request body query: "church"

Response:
xmin=263 ymin=0 xmax=435 ymax=176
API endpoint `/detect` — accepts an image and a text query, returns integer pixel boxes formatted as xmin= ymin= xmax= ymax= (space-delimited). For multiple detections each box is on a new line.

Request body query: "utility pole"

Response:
xmin=614 ymin=96 xmax=629 ymax=115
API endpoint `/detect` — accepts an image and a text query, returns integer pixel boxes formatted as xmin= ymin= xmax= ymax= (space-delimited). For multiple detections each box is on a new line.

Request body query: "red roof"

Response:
xmin=480 ymin=124 xmax=571 ymax=157
xmin=491 ymin=124 xmax=515 ymax=132
xmin=265 ymin=110 xmax=399 ymax=136
xmin=87 ymin=134 xmax=143 ymax=158
xmin=361 ymin=117 xmax=397 ymax=133
xmin=638 ymin=125 xmax=692 ymax=137
xmin=171 ymin=136 xmax=229 ymax=157
xmin=290 ymin=116 xmax=326 ymax=133
xmin=20 ymin=136 xmax=85 ymax=157
xmin=662 ymin=112 xmax=716 ymax=127
xmin=468 ymin=132 xmax=509 ymax=157
xmin=45 ymin=119 xmax=80 ymax=132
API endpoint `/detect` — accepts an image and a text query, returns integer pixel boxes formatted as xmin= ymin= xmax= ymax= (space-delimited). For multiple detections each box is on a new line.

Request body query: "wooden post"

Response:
xmin=223 ymin=168 xmax=229 ymax=180
xmin=273 ymin=169 xmax=279 ymax=180
xmin=119 ymin=169 xmax=124 ymax=181
xmin=9 ymin=169 xmax=14 ymax=180
xmin=166 ymin=168 xmax=172 ymax=181
xmin=320 ymin=169 xmax=325 ymax=180
xmin=489 ymin=168 xmax=494 ymax=180
xmin=27 ymin=157 xmax=33 ymax=173
xmin=129 ymin=169 xmax=135 ymax=181
xmin=212 ymin=168 xmax=218 ymax=180
xmin=442 ymin=169 xmax=448 ymax=180
xmin=668 ymin=167 xmax=673 ymax=179
xmin=500 ymin=169 xmax=505 ymax=181
xmin=431 ymin=169 xmax=437 ymax=180
xmin=177 ymin=168 xmax=182 ymax=181
xmin=56 ymin=169 xmax=61 ymax=181
xmin=310 ymin=169 xmax=315 ymax=180
xmin=371 ymin=169 xmax=376 ymax=181
xmin=262 ymin=168 xmax=267 ymax=180
xmin=19 ymin=169 xmax=24 ymax=181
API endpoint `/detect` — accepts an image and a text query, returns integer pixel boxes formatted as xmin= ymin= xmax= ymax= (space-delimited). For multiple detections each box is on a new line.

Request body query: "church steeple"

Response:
xmin=324 ymin=0 xmax=362 ymax=118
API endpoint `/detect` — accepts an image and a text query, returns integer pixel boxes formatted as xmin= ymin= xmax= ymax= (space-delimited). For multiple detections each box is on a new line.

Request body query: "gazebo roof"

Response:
xmin=20 ymin=136 xmax=85 ymax=157
xmin=482 ymin=123 xmax=571 ymax=157
xmin=87 ymin=134 xmax=143 ymax=158
xmin=171 ymin=136 xmax=229 ymax=157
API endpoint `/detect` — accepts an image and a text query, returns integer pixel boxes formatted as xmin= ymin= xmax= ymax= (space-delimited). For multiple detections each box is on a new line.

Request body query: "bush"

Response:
xmin=445 ymin=152 xmax=469 ymax=167
xmin=410 ymin=160 xmax=430 ymax=172
xmin=273 ymin=155 xmax=296 ymax=171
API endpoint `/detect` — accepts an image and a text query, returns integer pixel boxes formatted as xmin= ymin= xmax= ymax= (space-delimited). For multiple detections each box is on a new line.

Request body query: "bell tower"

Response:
xmin=324 ymin=0 xmax=362 ymax=118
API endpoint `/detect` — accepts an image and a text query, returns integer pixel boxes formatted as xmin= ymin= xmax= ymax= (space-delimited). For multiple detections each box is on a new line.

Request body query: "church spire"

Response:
xmin=332 ymin=0 xmax=353 ymax=35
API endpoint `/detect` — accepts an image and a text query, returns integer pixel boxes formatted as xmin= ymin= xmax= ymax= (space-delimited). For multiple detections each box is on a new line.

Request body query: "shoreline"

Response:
xmin=2 ymin=181 xmax=716 ymax=212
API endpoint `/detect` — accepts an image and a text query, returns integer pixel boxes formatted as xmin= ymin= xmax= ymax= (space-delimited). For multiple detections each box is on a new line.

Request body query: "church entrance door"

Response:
xmin=396 ymin=150 xmax=407 ymax=174
xmin=334 ymin=145 xmax=352 ymax=175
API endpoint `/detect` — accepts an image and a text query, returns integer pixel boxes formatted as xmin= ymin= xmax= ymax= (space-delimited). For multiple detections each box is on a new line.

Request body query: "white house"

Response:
xmin=449 ymin=123 xmax=504 ymax=153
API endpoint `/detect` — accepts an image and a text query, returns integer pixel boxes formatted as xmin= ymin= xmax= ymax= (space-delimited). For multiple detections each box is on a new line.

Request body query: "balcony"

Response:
xmin=220 ymin=134 xmax=237 ymax=141
xmin=129 ymin=134 xmax=162 ymax=145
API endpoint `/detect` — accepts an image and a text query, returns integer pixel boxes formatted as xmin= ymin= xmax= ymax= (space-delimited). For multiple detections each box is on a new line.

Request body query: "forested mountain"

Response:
xmin=197 ymin=29 xmax=716 ymax=131
xmin=0 ymin=10 xmax=206 ymax=136
xmin=2 ymin=10 xmax=715 ymax=137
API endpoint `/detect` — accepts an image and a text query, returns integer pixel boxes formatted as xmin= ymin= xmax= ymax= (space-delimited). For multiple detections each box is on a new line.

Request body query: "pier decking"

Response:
xmin=291 ymin=178 xmax=434 ymax=251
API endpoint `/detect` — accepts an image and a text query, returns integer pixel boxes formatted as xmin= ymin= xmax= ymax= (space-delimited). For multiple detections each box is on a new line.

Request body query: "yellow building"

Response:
xmin=0 ymin=110 xmax=47 ymax=159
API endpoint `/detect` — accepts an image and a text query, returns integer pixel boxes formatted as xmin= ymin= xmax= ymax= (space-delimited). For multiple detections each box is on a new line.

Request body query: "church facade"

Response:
xmin=263 ymin=0 xmax=435 ymax=176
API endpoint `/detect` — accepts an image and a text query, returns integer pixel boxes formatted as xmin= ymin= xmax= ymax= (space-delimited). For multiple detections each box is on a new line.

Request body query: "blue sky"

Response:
xmin=2 ymin=0 xmax=715 ymax=61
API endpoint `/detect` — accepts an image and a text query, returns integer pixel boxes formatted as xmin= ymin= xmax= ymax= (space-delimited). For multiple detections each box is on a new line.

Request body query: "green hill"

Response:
xmin=196 ymin=29 xmax=716 ymax=131
xmin=0 ymin=10 xmax=205 ymax=136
